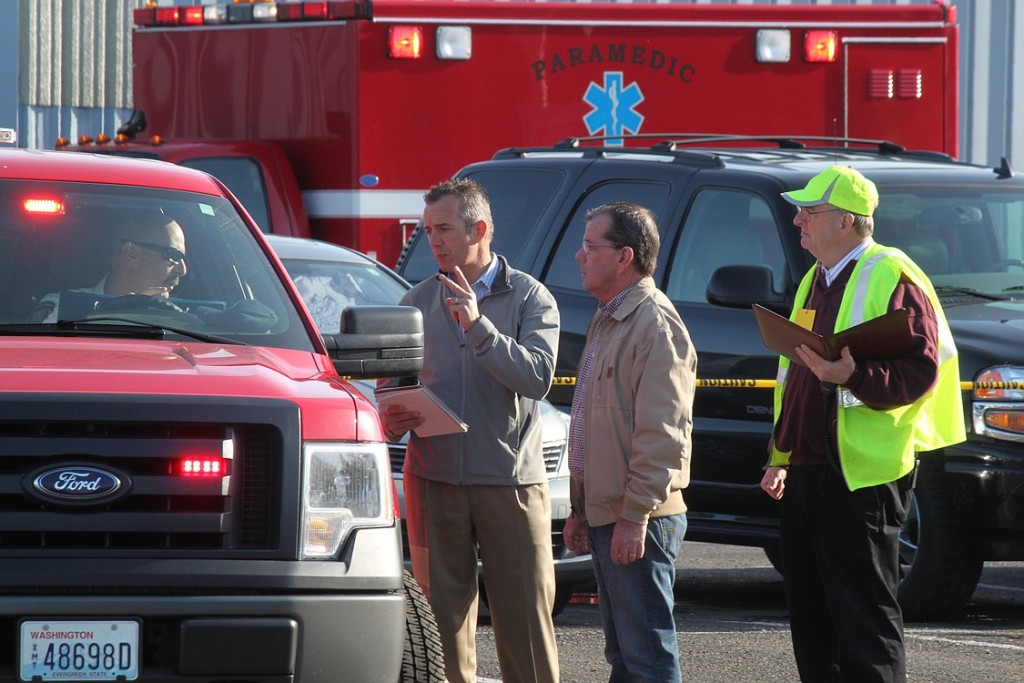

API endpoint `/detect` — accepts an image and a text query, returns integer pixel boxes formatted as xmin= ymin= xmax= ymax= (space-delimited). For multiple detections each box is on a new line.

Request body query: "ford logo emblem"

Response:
xmin=28 ymin=465 xmax=128 ymax=505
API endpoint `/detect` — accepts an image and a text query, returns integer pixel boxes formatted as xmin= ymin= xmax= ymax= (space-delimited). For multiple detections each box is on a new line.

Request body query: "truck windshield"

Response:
xmin=874 ymin=186 xmax=1024 ymax=296
xmin=0 ymin=180 xmax=313 ymax=351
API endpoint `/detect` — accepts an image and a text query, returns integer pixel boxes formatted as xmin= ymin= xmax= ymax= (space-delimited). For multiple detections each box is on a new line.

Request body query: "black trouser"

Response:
xmin=780 ymin=464 xmax=913 ymax=683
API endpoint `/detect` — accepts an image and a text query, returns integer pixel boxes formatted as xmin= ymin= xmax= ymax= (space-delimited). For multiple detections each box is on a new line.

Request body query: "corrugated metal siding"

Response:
xmin=958 ymin=1 xmax=1024 ymax=169
xmin=11 ymin=0 xmax=1023 ymax=170
xmin=18 ymin=0 xmax=142 ymax=149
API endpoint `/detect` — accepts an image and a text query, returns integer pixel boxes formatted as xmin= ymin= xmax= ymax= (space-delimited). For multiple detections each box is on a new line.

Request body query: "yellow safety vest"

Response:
xmin=770 ymin=242 xmax=966 ymax=490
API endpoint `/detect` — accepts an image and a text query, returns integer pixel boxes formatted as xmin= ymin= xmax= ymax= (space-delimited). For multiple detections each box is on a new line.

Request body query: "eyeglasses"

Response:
xmin=580 ymin=240 xmax=621 ymax=254
xmin=123 ymin=239 xmax=187 ymax=266
xmin=798 ymin=207 xmax=844 ymax=218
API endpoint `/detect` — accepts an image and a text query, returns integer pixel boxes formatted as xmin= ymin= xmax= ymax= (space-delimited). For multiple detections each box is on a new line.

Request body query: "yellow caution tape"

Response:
xmin=552 ymin=377 xmax=1024 ymax=391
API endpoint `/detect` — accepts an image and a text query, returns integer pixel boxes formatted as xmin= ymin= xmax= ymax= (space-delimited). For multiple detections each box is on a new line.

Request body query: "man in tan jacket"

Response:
xmin=563 ymin=202 xmax=697 ymax=683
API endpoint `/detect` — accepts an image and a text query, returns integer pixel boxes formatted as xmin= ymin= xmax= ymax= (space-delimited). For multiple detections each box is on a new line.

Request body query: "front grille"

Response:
xmin=388 ymin=442 xmax=564 ymax=474
xmin=0 ymin=399 xmax=286 ymax=555
xmin=388 ymin=443 xmax=406 ymax=474
xmin=542 ymin=443 xmax=563 ymax=473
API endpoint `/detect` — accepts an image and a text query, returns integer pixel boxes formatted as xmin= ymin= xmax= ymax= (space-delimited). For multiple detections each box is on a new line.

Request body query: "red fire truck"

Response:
xmin=62 ymin=0 xmax=958 ymax=267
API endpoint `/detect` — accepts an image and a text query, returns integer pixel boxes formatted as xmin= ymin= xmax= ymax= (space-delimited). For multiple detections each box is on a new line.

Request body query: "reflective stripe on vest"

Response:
xmin=770 ymin=242 xmax=966 ymax=490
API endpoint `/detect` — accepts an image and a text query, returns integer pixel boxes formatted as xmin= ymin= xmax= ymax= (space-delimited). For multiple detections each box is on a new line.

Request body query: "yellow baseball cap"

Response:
xmin=782 ymin=165 xmax=879 ymax=217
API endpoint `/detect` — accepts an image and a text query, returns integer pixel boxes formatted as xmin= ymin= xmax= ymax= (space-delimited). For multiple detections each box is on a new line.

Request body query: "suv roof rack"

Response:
xmin=555 ymin=133 xmax=912 ymax=154
xmin=492 ymin=143 xmax=726 ymax=168
xmin=540 ymin=133 xmax=959 ymax=165
xmin=492 ymin=133 xmax=958 ymax=170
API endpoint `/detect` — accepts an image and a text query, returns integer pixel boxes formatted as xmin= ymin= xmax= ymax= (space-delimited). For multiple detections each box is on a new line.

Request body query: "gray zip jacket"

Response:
xmin=384 ymin=255 xmax=560 ymax=486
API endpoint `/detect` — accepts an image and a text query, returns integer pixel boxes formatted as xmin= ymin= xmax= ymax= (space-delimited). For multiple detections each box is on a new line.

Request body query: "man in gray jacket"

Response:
xmin=379 ymin=178 xmax=561 ymax=683
xmin=564 ymin=202 xmax=696 ymax=683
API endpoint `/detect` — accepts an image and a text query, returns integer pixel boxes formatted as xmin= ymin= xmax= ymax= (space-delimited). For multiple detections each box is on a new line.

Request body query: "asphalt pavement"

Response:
xmin=473 ymin=542 xmax=1024 ymax=683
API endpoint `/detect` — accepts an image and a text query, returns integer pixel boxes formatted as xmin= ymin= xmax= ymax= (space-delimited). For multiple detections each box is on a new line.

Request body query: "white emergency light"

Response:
xmin=252 ymin=3 xmax=277 ymax=23
xmin=203 ymin=5 xmax=228 ymax=25
xmin=756 ymin=29 xmax=791 ymax=63
xmin=436 ymin=26 xmax=472 ymax=61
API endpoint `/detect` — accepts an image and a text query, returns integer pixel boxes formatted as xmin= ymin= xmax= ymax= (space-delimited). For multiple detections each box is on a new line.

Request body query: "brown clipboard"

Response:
xmin=752 ymin=304 xmax=914 ymax=367
xmin=374 ymin=384 xmax=469 ymax=437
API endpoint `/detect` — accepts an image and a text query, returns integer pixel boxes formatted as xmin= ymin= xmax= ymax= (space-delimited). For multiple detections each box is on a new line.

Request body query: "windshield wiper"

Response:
xmin=933 ymin=285 xmax=1009 ymax=301
xmin=58 ymin=317 xmax=246 ymax=345
xmin=0 ymin=318 xmax=243 ymax=345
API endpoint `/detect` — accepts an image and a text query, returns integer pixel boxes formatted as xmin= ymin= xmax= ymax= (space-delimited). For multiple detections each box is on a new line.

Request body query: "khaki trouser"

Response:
xmin=404 ymin=472 xmax=560 ymax=683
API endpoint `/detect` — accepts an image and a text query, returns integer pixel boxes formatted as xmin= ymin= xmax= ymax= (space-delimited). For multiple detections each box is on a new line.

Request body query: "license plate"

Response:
xmin=19 ymin=620 xmax=139 ymax=681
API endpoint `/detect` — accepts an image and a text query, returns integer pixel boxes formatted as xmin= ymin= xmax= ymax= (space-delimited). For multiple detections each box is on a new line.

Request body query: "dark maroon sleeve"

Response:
xmin=843 ymin=277 xmax=940 ymax=409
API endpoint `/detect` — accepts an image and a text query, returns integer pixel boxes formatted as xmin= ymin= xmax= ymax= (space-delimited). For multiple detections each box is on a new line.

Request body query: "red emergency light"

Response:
xmin=23 ymin=197 xmax=66 ymax=216
xmin=180 ymin=6 xmax=205 ymax=26
xmin=388 ymin=26 xmax=423 ymax=59
xmin=180 ymin=458 xmax=226 ymax=478
xmin=278 ymin=2 xmax=328 ymax=22
xmin=804 ymin=30 xmax=838 ymax=63
xmin=152 ymin=7 xmax=180 ymax=27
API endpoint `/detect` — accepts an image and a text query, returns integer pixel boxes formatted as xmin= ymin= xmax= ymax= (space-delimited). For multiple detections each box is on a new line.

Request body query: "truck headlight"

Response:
xmin=301 ymin=442 xmax=393 ymax=559
xmin=972 ymin=365 xmax=1024 ymax=441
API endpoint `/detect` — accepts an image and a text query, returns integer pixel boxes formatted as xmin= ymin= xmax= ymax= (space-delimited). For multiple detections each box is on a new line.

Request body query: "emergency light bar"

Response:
xmin=134 ymin=2 xmax=472 ymax=60
xmin=134 ymin=2 xmax=359 ymax=27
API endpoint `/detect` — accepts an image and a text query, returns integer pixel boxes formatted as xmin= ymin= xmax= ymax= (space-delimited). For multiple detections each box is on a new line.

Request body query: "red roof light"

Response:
xmin=23 ymin=197 xmax=66 ymax=216
xmin=804 ymin=30 xmax=838 ymax=63
xmin=153 ymin=7 xmax=180 ymax=26
xmin=180 ymin=6 xmax=205 ymax=26
xmin=388 ymin=26 xmax=423 ymax=59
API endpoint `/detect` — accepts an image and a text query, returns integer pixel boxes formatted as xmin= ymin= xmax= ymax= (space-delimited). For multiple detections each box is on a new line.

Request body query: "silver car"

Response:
xmin=268 ymin=234 xmax=589 ymax=615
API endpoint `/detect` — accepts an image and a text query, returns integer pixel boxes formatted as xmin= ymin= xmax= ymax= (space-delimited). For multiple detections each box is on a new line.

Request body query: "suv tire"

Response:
xmin=897 ymin=460 xmax=984 ymax=622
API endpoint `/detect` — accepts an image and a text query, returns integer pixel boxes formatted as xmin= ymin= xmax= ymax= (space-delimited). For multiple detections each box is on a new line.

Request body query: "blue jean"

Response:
xmin=589 ymin=513 xmax=687 ymax=683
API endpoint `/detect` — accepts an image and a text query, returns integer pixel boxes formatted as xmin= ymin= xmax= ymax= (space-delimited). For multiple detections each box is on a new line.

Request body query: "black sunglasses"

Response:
xmin=122 ymin=239 xmax=186 ymax=266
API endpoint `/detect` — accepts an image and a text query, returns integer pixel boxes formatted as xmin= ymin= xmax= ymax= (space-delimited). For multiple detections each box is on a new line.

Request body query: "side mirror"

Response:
xmin=706 ymin=265 xmax=789 ymax=314
xmin=322 ymin=305 xmax=424 ymax=378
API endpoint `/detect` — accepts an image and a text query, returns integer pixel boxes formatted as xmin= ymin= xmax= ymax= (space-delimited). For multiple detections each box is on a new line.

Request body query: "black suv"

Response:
xmin=397 ymin=135 xmax=1024 ymax=621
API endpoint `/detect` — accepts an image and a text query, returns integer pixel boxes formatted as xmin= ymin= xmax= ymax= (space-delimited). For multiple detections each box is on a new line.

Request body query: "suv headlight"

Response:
xmin=301 ymin=442 xmax=393 ymax=559
xmin=972 ymin=365 xmax=1024 ymax=441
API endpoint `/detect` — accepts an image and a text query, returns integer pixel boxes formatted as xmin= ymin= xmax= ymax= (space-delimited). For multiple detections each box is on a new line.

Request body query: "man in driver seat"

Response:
xmin=29 ymin=211 xmax=187 ymax=323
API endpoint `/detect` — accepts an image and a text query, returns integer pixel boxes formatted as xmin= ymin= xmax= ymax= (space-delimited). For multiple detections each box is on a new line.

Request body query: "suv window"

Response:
xmin=543 ymin=180 xmax=673 ymax=291
xmin=666 ymin=188 xmax=787 ymax=303
xmin=875 ymin=188 xmax=1024 ymax=291
xmin=401 ymin=168 xmax=567 ymax=284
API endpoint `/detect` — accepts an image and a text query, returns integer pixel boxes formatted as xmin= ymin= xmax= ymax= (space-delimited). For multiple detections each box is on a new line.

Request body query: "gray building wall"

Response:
xmin=7 ymin=0 xmax=1022 ymax=170
xmin=16 ymin=0 xmax=141 ymax=149
xmin=959 ymin=1 xmax=1024 ymax=169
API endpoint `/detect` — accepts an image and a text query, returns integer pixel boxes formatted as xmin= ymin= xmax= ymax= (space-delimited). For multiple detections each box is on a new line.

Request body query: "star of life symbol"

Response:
xmin=583 ymin=72 xmax=645 ymax=146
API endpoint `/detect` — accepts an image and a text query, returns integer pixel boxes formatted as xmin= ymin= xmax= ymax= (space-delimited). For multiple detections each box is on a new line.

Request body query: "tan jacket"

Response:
xmin=573 ymin=277 xmax=697 ymax=527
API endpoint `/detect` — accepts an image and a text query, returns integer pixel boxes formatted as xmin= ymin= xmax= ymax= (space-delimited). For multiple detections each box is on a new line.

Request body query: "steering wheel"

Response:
xmin=991 ymin=259 xmax=1024 ymax=271
xmin=92 ymin=294 xmax=186 ymax=315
